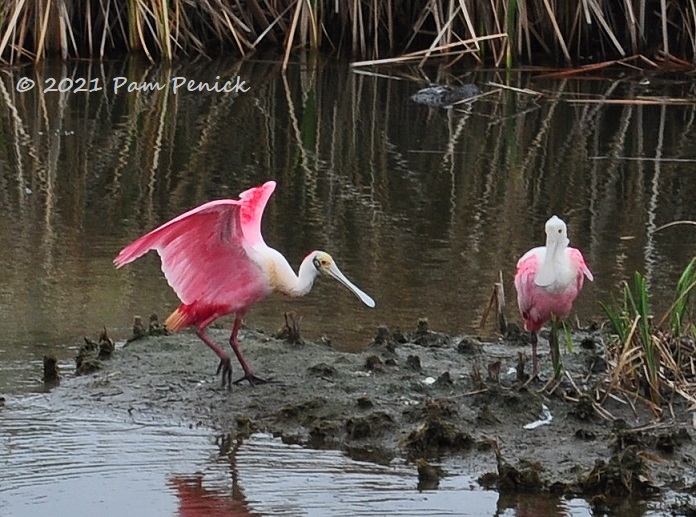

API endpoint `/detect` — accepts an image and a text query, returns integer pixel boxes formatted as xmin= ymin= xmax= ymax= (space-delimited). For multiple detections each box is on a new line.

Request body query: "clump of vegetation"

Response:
xmin=599 ymin=258 xmax=696 ymax=416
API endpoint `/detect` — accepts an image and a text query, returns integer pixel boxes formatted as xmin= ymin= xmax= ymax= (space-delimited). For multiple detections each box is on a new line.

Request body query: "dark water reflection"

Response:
xmin=2 ymin=60 xmax=696 ymax=368
xmin=1 ymin=58 xmax=695 ymax=516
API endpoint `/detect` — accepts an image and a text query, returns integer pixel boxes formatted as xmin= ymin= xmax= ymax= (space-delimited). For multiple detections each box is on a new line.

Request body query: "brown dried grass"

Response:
xmin=1 ymin=0 xmax=696 ymax=66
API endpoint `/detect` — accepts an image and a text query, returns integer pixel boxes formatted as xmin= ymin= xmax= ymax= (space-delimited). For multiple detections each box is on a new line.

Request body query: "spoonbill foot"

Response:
xmin=233 ymin=373 xmax=273 ymax=387
xmin=215 ymin=357 xmax=233 ymax=388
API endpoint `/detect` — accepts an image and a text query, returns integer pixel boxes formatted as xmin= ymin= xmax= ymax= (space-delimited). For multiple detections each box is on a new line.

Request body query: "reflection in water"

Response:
xmin=0 ymin=395 xmax=222 ymax=517
xmin=230 ymin=433 xmax=493 ymax=516
xmin=171 ymin=475 xmax=257 ymax=517
xmin=171 ymin=433 xmax=660 ymax=517
xmin=1 ymin=61 xmax=696 ymax=369
xmin=183 ymin=433 xmax=591 ymax=517
xmin=180 ymin=432 xmax=687 ymax=517
xmin=0 ymin=393 xmax=670 ymax=517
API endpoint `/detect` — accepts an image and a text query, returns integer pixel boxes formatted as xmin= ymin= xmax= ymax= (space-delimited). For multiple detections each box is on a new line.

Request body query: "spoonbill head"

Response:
xmin=309 ymin=251 xmax=376 ymax=308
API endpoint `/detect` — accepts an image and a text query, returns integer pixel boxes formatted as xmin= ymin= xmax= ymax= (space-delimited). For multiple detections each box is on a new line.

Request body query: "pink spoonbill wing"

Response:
xmin=114 ymin=181 xmax=277 ymax=311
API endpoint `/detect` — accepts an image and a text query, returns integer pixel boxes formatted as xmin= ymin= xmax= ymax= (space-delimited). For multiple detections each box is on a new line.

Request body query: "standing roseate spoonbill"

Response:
xmin=514 ymin=215 xmax=593 ymax=378
xmin=114 ymin=181 xmax=376 ymax=387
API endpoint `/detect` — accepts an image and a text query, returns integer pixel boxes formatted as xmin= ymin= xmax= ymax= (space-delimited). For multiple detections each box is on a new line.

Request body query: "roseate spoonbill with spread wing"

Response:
xmin=514 ymin=215 xmax=593 ymax=377
xmin=114 ymin=181 xmax=375 ymax=387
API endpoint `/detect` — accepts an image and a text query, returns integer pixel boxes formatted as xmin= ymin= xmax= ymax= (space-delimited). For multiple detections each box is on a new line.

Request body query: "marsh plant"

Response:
xmin=601 ymin=258 xmax=696 ymax=414
xmin=1 ymin=1 xmax=696 ymax=66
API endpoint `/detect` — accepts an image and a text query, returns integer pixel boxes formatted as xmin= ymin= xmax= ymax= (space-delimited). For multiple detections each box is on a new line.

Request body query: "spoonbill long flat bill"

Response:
xmin=114 ymin=181 xmax=376 ymax=387
xmin=514 ymin=215 xmax=593 ymax=376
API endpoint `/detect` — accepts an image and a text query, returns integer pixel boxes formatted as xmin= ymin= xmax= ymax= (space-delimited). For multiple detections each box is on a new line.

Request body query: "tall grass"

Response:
xmin=1 ymin=0 xmax=696 ymax=66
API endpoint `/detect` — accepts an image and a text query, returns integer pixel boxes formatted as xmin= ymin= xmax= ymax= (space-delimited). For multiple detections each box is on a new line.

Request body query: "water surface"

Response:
xmin=2 ymin=61 xmax=696 ymax=364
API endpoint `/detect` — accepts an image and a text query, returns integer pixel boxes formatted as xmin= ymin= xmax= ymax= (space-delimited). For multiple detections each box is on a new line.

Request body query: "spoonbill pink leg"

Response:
xmin=229 ymin=316 xmax=271 ymax=386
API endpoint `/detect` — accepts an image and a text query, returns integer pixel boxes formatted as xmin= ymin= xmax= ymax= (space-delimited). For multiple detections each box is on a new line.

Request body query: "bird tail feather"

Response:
xmin=165 ymin=306 xmax=190 ymax=332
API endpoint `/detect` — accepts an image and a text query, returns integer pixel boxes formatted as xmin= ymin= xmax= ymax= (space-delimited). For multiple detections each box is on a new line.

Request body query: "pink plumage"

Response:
xmin=515 ymin=248 xmax=592 ymax=332
xmin=114 ymin=180 xmax=375 ymax=387
xmin=114 ymin=181 xmax=277 ymax=331
xmin=514 ymin=216 xmax=593 ymax=374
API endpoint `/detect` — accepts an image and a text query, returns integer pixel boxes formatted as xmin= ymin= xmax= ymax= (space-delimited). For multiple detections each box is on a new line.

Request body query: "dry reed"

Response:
xmin=1 ymin=1 xmax=696 ymax=67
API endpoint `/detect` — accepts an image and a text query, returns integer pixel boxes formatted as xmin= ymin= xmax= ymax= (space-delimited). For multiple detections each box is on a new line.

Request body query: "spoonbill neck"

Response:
xmin=286 ymin=253 xmax=320 ymax=297
xmin=535 ymin=237 xmax=568 ymax=287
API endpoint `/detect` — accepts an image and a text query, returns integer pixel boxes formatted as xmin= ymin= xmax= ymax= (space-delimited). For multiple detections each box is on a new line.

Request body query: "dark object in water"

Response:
xmin=410 ymin=84 xmax=481 ymax=108
xmin=43 ymin=355 xmax=60 ymax=384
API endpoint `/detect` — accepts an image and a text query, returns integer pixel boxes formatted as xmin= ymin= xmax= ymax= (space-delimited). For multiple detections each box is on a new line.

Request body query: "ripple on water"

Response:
xmin=1 ymin=398 xmax=597 ymax=517
xmin=236 ymin=433 xmax=496 ymax=517
xmin=0 ymin=396 xmax=223 ymax=517
xmin=233 ymin=434 xmax=603 ymax=517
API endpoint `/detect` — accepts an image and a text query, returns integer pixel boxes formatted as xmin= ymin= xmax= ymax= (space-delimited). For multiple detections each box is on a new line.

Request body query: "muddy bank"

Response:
xmin=47 ymin=318 xmax=696 ymax=505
